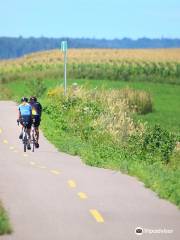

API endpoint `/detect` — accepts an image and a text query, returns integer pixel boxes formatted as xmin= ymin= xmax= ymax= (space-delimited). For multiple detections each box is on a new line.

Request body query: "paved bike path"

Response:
xmin=0 ymin=101 xmax=179 ymax=240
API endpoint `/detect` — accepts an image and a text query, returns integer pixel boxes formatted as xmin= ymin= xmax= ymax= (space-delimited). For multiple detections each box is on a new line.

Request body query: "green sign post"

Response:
xmin=61 ymin=41 xmax=68 ymax=95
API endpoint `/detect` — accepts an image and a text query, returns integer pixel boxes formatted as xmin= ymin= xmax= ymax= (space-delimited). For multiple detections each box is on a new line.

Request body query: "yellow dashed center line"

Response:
xmin=29 ymin=161 xmax=36 ymax=165
xmin=50 ymin=170 xmax=60 ymax=175
xmin=90 ymin=209 xmax=104 ymax=223
xmin=0 ymin=131 xmax=105 ymax=224
xmin=0 ymin=128 xmax=105 ymax=225
xmin=38 ymin=166 xmax=47 ymax=169
xmin=78 ymin=192 xmax=88 ymax=200
xmin=68 ymin=180 xmax=77 ymax=188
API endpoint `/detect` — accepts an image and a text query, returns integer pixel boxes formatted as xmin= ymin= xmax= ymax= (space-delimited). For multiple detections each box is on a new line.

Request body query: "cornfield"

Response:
xmin=0 ymin=49 xmax=180 ymax=84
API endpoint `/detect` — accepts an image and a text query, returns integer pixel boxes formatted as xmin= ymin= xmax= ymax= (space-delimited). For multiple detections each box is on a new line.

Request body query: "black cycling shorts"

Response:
xmin=32 ymin=115 xmax=41 ymax=128
xmin=20 ymin=115 xmax=32 ymax=129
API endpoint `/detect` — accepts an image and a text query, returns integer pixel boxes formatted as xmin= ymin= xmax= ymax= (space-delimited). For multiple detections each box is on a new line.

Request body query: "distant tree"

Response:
xmin=0 ymin=37 xmax=180 ymax=59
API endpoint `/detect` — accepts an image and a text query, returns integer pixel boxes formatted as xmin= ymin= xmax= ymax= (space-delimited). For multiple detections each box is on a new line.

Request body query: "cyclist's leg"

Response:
xmin=34 ymin=127 xmax=39 ymax=141
xmin=19 ymin=127 xmax=24 ymax=139
xmin=27 ymin=128 xmax=31 ymax=150
xmin=34 ymin=116 xmax=40 ymax=147
xmin=19 ymin=117 xmax=24 ymax=139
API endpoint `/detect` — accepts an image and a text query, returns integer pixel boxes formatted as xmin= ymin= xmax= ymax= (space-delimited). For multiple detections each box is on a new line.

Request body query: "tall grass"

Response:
xmin=47 ymin=86 xmax=152 ymax=140
xmin=119 ymin=88 xmax=153 ymax=114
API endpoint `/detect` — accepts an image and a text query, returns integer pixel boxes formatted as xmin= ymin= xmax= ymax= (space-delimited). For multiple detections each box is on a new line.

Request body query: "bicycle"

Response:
xmin=17 ymin=120 xmax=30 ymax=152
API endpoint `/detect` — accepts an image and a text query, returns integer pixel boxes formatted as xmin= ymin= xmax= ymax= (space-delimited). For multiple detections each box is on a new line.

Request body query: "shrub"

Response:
xmin=142 ymin=125 xmax=177 ymax=163
xmin=26 ymin=77 xmax=47 ymax=97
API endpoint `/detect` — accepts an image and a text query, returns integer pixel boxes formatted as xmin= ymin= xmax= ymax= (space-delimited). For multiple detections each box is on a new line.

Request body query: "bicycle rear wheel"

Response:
xmin=31 ymin=127 xmax=35 ymax=152
xmin=23 ymin=129 xmax=28 ymax=152
xmin=23 ymin=133 xmax=28 ymax=152
xmin=32 ymin=136 xmax=35 ymax=152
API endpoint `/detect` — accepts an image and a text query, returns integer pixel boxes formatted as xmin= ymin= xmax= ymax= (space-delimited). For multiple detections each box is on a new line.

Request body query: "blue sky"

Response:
xmin=1 ymin=0 xmax=180 ymax=39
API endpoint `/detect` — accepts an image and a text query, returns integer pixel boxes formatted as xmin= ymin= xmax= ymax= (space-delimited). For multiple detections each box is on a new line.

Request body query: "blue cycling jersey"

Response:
xmin=18 ymin=103 xmax=32 ymax=116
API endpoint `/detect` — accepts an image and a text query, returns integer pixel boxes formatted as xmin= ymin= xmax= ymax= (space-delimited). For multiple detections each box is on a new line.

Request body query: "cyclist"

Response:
xmin=18 ymin=97 xmax=32 ymax=150
xmin=29 ymin=96 xmax=42 ymax=148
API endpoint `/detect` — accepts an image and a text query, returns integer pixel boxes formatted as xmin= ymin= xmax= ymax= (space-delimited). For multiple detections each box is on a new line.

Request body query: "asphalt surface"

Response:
xmin=0 ymin=101 xmax=179 ymax=240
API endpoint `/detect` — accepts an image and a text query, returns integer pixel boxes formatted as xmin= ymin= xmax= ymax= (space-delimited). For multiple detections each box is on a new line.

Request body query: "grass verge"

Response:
xmin=0 ymin=203 xmax=12 ymax=235
xmin=40 ymin=87 xmax=180 ymax=207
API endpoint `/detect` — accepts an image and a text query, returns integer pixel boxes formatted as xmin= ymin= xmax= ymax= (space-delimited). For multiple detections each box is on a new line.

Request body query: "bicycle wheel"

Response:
xmin=31 ymin=127 xmax=35 ymax=152
xmin=32 ymin=135 xmax=35 ymax=152
xmin=24 ymin=134 xmax=27 ymax=152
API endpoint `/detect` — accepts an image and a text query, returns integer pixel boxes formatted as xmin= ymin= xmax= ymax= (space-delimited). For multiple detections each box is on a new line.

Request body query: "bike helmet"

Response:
xmin=21 ymin=97 xmax=28 ymax=102
xmin=29 ymin=96 xmax=37 ymax=102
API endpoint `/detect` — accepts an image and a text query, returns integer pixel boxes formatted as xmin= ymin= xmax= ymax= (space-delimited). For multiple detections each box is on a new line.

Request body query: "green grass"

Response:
xmin=74 ymin=79 xmax=180 ymax=132
xmin=0 ymin=203 xmax=12 ymax=235
xmin=4 ymin=78 xmax=180 ymax=132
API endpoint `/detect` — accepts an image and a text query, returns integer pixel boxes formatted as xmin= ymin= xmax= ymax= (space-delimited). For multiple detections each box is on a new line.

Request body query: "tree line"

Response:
xmin=0 ymin=36 xmax=180 ymax=59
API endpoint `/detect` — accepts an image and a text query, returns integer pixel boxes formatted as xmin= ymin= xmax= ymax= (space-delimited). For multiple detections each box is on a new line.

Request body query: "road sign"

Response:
xmin=61 ymin=41 xmax=68 ymax=52
xmin=61 ymin=41 xmax=68 ymax=95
